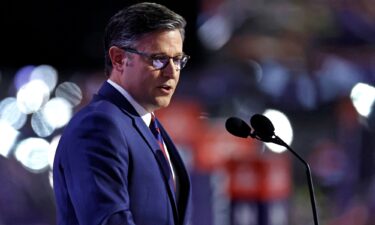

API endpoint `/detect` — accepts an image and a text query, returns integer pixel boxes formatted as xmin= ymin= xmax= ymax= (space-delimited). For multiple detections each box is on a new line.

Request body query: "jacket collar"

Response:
xmin=94 ymin=82 xmax=179 ymax=217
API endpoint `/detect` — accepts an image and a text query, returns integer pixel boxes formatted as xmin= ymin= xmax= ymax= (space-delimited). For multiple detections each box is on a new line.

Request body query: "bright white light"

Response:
xmin=49 ymin=170 xmax=54 ymax=189
xmin=0 ymin=97 xmax=27 ymax=129
xmin=350 ymin=83 xmax=375 ymax=118
xmin=30 ymin=65 xmax=58 ymax=92
xmin=16 ymin=79 xmax=50 ymax=114
xmin=31 ymin=111 xmax=55 ymax=137
xmin=0 ymin=121 xmax=19 ymax=157
xmin=263 ymin=109 xmax=293 ymax=153
xmin=14 ymin=137 xmax=50 ymax=172
xmin=49 ymin=135 xmax=61 ymax=188
xmin=49 ymin=135 xmax=61 ymax=169
xmin=55 ymin=82 xmax=83 ymax=106
xmin=43 ymin=97 xmax=72 ymax=129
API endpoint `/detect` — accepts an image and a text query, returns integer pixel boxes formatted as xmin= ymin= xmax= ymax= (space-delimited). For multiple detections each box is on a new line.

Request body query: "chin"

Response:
xmin=155 ymin=98 xmax=172 ymax=109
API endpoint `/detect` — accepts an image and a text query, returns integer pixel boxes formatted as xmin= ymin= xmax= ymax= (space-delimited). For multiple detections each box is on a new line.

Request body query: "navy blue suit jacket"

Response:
xmin=53 ymin=82 xmax=192 ymax=225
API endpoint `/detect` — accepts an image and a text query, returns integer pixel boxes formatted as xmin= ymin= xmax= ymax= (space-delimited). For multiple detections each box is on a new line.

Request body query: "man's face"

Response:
xmin=122 ymin=30 xmax=184 ymax=112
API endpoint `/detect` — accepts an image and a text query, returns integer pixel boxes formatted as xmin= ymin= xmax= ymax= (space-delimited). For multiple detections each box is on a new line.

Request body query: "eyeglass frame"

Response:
xmin=120 ymin=47 xmax=190 ymax=70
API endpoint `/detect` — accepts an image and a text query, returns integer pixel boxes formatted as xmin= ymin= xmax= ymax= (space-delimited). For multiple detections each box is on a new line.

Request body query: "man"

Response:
xmin=53 ymin=2 xmax=192 ymax=225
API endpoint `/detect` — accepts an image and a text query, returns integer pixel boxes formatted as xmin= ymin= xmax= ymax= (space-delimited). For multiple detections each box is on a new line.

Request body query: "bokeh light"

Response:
xmin=0 ymin=97 xmax=27 ymax=129
xmin=31 ymin=110 xmax=55 ymax=137
xmin=317 ymin=56 xmax=363 ymax=102
xmin=55 ymin=81 xmax=83 ymax=107
xmin=350 ymin=83 xmax=375 ymax=118
xmin=263 ymin=109 xmax=293 ymax=153
xmin=296 ymin=74 xmax=317 ymax=109
xmin=30 ymin=64 xmax=59 ymax=92
xmin=42 ymin=97 xmax=73 ymax=129
xmin=0 ymin=120 xmax=19 ymax=157
xmin=16 ymin=79 xmax=50 ymax=114
xmin=13 ymin=65 xmax=35 ymax=91
xmin=49 ymin=171 xmax=54 ymax=188
xmin=259 ymin=62 xmax=291 ymax=98
xmin=14 ymin=137 xmax=50 ymax=172
xmin=49 ymin=135 xmax=60 ymax=169
xmin=198 ymin=14 xmax=232 ymax=50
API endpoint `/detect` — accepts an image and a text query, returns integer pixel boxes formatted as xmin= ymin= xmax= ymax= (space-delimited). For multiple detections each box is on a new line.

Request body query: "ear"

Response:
xmin=109 ymin=46 xmax=126 ymax=72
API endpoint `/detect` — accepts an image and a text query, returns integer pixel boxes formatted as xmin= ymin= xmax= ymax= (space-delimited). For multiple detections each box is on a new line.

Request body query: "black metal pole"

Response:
xmin=274 ymin=136 xmax=320 ymax=225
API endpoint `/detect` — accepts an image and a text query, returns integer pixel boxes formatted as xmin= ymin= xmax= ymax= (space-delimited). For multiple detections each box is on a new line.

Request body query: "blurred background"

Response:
xmin=0 ymin=0 xmax=375 ymax=224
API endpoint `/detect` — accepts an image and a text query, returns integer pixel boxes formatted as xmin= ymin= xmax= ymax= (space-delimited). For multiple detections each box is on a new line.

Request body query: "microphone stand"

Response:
xmin=271 ymin=135 xmax=320 ymax=225
xmin=225 ymin=115 xmax=320 ymax=225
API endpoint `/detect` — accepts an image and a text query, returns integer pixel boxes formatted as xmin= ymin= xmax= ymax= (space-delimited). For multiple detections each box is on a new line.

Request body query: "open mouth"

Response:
xmin=158 ymin=85 xmax=173 ymax=93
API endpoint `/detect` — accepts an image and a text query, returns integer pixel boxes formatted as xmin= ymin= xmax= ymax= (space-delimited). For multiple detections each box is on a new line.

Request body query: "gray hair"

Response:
xmin=103 ymin=2 xmax=187 ymax=76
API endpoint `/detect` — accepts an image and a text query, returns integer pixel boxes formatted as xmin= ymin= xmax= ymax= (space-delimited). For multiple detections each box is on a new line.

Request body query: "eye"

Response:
xmin=152 ymin=59 xmax=165 ymax=69
xmin=148 ymin=54 xmax=189 ymax=70
xmin=150 ymin=56 xmax=169 ymax=69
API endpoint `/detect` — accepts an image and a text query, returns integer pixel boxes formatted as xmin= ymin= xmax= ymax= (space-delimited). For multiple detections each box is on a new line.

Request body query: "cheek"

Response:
xmin=134 ymin=65 xmax=151 ymax=79
xmin=141 ymin=72 xmax=159 ymax=89
xmin=174 ymin=73 xmax=181 ymax=87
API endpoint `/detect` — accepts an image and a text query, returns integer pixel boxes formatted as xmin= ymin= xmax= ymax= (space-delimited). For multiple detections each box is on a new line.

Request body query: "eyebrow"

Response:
xmin=151 ymin=52 xmax=185 ymax=57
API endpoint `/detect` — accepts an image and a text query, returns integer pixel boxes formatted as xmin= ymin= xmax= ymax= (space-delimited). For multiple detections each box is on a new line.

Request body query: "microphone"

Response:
xmin=225 ymin=117 xmax=252 ymax=138
xmin=225 ymin=114 xmax=320 ymax=225
xmin=250 ymin=114 xmax=276 ymax=143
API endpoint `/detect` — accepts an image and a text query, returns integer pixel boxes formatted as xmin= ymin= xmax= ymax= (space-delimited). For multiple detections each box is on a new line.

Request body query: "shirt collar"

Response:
xmin=107 ymin=79 xmax=152 ymax=126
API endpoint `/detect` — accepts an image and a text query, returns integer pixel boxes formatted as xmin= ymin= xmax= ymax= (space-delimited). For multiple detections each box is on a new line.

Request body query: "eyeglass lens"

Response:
xmin=152 ymin=56 xmax=188 ymax=70
xmin=121 ymin=47 xmax=189 ymax=70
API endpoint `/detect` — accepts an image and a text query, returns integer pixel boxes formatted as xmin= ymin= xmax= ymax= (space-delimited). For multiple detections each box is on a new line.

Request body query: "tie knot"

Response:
xmin=149 ymin=115 xmax=167 ymax=156
xmin=149 ymin=114 xmax=161 ymax=137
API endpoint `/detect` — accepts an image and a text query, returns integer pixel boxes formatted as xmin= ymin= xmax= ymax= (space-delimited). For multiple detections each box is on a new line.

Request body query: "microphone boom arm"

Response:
xmin=225 ymin=115 xmax=319 ymax=225
xmin=272 ymin=136 xmax=320 ymax=225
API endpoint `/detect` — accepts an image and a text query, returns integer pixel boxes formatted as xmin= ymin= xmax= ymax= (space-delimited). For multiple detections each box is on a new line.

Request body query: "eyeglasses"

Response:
xmin=121 ymin=47 xmax=190 ymax=70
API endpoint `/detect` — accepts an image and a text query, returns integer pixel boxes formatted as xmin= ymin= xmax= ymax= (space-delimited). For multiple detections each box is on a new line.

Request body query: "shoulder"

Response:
xmin=76 ymin=98 xmax=131 ymax=122
xmin=56 ymin=99 xmax=133 ymax=156
xmin=61 ymin=99 xmax=134 ymax=138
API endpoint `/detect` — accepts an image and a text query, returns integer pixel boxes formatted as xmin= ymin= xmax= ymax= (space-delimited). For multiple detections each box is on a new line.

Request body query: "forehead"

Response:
xmin=135 ymin=30 xmax=183 ymax=52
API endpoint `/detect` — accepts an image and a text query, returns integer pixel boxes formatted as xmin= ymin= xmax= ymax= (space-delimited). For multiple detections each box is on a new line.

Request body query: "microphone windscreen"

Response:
xmin=250 ymin=114 xmax=275 ymax=138
xmin=225 ymin=117 xmax=251 ymax=138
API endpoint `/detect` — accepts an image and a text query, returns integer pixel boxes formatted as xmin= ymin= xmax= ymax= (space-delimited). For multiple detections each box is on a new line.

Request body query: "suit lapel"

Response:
xmin=95 ymin=82 xmax=179 ymax=218
xmin=158 ymin=121 xmax=192 ymax=225
xmin=130 ymin=112 xmax=180 ymax=224
xmin=133 ymin=118 xmax=177 ymax=197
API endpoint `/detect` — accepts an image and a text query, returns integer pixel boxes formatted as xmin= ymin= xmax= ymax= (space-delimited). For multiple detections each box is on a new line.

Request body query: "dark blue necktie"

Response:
xmin=149 ymin=114 xmax=176 ymax=189
xmin=149 ymin=115 xmax=168 ymax=158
